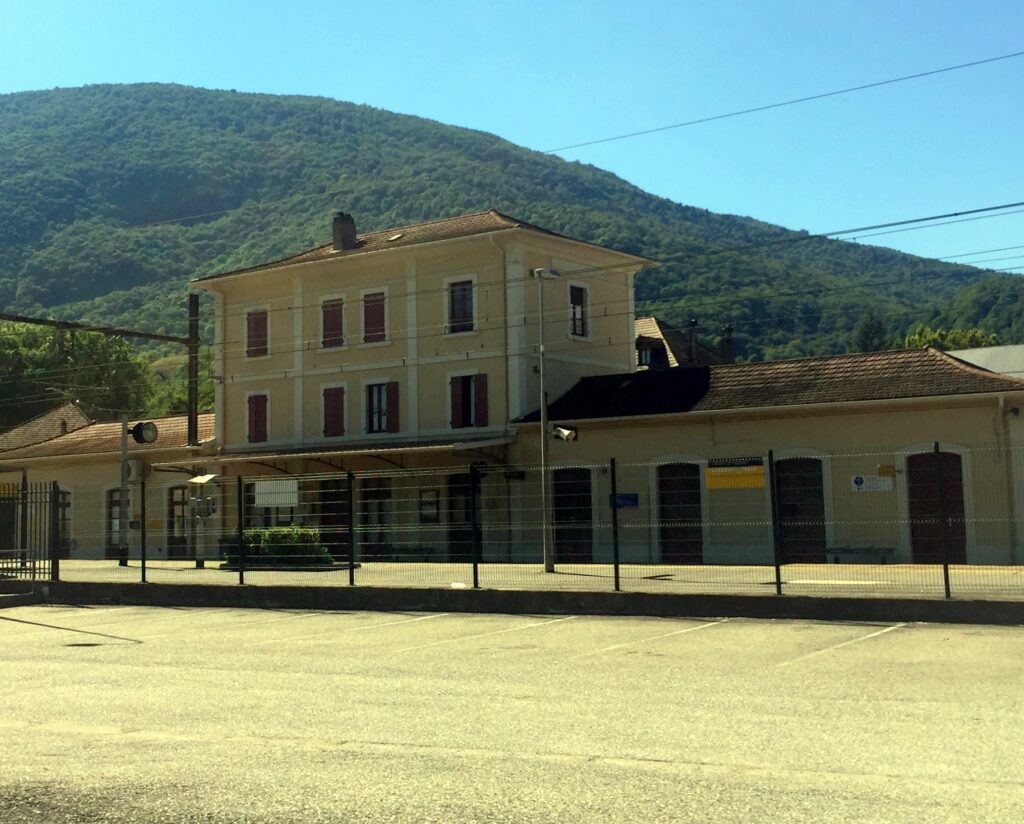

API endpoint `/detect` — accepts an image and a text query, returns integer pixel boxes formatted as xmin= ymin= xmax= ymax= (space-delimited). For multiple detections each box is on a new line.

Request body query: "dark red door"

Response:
xmin=774 ymin=458 xmax=827 ymax=563
xmin=657 ymin=463 xmax=703 ymax=563
xmin=907 ymin=452 xmax=967 ymax=564
xmin=553 ymin=468 xmax=593 ymax=563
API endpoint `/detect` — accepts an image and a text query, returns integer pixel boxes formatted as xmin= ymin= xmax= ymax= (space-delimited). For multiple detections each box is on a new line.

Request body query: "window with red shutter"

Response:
xmin=247 ymin=394 xmax=268 ymax=443
xmin=385 ymin=382 xmax=400 ymax=433
xmin=473 ymin=373 xmax=488 ymax=427
xmin=246 ymin=311 xmax=268 ymax=357
xmin=321 ymin=299 xmax=345 ymax=348
xmin=450 ymin=376 xmax=465 ymax=428
xmin=363 ymin=292 xmax=386 ymax=343
xmin=323 ymin=386 xmax=345 ymax=437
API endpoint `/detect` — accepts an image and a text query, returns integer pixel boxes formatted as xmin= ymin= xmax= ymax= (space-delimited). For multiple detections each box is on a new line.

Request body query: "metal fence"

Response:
xmin=36 ymin=441 xmax=1024 ymax=600
xmin=0 ymin=480 xmax=63 ymax=583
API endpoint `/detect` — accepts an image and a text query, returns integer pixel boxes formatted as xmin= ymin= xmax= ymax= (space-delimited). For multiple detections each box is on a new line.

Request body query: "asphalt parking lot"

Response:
xmin=2 ymin=606 xmax=1023 ymax=823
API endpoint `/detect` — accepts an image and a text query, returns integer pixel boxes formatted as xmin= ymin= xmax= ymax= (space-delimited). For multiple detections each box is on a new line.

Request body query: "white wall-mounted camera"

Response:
xmin=550 ymin=425 xmax=578 ymax=442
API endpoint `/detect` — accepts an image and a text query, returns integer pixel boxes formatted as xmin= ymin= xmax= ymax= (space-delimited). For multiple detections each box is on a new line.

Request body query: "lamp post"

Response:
xmin=531 ymin=267 xmax=560 ymax=573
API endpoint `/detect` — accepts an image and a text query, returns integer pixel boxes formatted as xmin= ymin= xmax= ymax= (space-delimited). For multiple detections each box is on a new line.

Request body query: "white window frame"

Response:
xmin=319 ymin=380 xmax=348 ymax=439
xmin=443 ymin=274 xmax=478 ymax=336
xmin=318 ymin=292 xmax=348 ymax=351
xmin=243 ymin=303 xmax=272 ymax=360
xmin=244 ymin=388 xmax=271 ymax=444
xmin=359 ymin=286 xmax=390 ymax=347
xmin=567 ymin=281 xmax=590 ymax=340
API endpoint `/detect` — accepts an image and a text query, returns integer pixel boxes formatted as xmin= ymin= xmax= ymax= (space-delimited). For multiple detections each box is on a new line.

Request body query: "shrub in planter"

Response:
xmin=224 ymin=526 xmax=333 ymax=567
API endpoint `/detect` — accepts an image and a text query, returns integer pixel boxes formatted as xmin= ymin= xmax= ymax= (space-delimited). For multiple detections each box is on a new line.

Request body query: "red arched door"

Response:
xmin=906 ymin=451 xmax=967 ymax=564
xmin=774 ymin=458 xmax=827 ymax=563
xmin=657 ymin=463 xmax=703 ymax=563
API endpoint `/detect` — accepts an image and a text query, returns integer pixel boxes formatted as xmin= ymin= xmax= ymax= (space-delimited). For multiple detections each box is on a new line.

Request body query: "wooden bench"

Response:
xmin=826 ymin=546 xmax=897 ymax=564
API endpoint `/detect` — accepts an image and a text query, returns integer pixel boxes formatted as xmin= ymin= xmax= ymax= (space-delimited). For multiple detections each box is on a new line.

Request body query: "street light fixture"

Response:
xmin=531 ymin=267 xmax=560 ymax=573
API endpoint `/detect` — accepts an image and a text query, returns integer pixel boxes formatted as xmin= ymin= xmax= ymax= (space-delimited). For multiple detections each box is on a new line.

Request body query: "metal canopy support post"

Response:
xmin=119 ymin=415 xmax=129 ymax=567
xmin=140 ymin=477 xmax=147 ymax=583
xmin=19 ymin=471 xmax=28 ymax=569
xmin=187 ymin=293 xmax=200 ymax=447
xmin=49 ymin=481 xmax=60 ymax=582
xmin=532 ymin=267 xmax=560 ymax=574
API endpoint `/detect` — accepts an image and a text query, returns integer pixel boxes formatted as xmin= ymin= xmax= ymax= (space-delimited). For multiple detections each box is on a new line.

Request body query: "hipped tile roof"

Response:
xmin=0 ymin=413 xmax=214 ymax=462
xmin=194 ymin=209 xmax=653 ymax=283
xmin=635 ymin=316 xmax=722 ymax=367
xmin=0 ymin=403 xmax=91 ymax=452
xmin=519 ymin=347 xmax=1024 ymax=423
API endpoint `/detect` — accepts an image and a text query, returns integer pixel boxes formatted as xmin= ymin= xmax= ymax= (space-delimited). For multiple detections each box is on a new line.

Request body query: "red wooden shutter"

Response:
xmin=246 ymin=311 xmax=268 ymax=357
xmin=248 ymin=394 xmax=267 ymax=443
xmin=473 ymin=373 xmax=488 ymax=427
xmin=363 ymin=293 xmax=386 ymax=343
xmin=385 ymin=382 xmax=400 ymax=433
xmin=322 ymin=300 xmax=344 ymax=348
xmin=450 ymin=377 xmax=464 ymax=428
xmin=323 ymin=387 xmax=345 ymax=436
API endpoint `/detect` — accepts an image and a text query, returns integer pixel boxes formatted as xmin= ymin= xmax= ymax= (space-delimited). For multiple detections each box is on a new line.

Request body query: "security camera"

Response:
xmin=551 ymin=425 xmax=578 ymax=442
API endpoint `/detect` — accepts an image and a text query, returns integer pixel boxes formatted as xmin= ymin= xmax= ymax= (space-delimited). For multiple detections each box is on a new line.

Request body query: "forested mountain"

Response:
xmin=0 ymin=83 xmax=1017 ymax=367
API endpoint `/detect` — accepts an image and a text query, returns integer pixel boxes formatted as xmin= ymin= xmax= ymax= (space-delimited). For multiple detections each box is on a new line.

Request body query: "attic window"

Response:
xmin=387 ymin=233 xmax=404 ymax=242
xmin=59 ymin=419 xmax=68 ymax=435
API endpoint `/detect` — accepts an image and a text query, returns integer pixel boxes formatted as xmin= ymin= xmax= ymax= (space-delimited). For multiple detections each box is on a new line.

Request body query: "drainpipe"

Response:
xmin=998 ymin=395 xmax=1018 ymax=563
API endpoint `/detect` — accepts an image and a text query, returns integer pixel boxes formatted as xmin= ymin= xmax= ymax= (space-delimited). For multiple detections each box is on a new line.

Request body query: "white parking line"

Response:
xmin=243 ymin=612 xmax=450 ymax=647
xmin=392 ymin=615 xmax=578 ymax=654
xmin=776 ymin=623 xmax=907 ymax=667
xmin=570 ymin=618 xmax=729 ymax=659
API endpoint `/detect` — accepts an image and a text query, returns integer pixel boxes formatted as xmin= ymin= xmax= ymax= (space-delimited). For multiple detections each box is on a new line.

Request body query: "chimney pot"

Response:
xmin=719 ymin=324 xmax=735 ymax=364
xmin=332 ymin=212 xmax=357 ymax=251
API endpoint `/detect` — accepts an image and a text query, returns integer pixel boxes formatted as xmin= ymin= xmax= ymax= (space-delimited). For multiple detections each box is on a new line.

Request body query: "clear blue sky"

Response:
xmin=2 ymin=0 xmax=1022 ymax=266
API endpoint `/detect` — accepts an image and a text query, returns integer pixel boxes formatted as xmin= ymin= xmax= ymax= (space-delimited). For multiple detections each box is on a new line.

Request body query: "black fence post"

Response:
xmin=140 ymin=477 xmax=147 ymax=584
xmin=610 ymin=457 xmax=621 ymax=592
xmin=347 ymin=471 xmax=356 ymax=586
xmin=19 ymin=471 xmax=28 ymax=570
xmin=935 ymin=441 xmax=952 ymax=599
xmin=470 ymin=464 xmax=482 ymax=589
xmin=49 ymin=481 xmax=60 ymax=582
xmin=236 ymin=475 xmax=246 ymax=586
xmin=767 ymin=450 xmax=784 ymax=596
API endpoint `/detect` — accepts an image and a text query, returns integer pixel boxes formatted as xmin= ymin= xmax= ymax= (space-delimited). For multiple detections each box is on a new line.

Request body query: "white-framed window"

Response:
xmin=364 ymin=380 xmax=399 ymax=434
xmin=244 ymin=305 xmax=271 ymax=358
xmin=360 ymin=287 xmax=389 ymax=345
xmin=568 ymin=282 xmax=589 ymax=338
xmin=321 ymin=381 xmax=348 ymax=438
xmin=448 ymin=371 xmax=489 ymax=429
xmin=320 ymin=294 xmax=347 ymax=349
xmin=245 ymin=390 xmax=270 ymax=443
xmin=444 ymin=275 xmax=476 ymax=334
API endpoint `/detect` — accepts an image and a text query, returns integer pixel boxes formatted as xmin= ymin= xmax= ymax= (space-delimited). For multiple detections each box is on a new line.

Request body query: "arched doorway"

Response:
xmin=906 ymin=451 xmax=967 ymax=564
xmin=552 ymin=468 xmax=593 ymax=562
xmin=657 ymin=462 xmax=703 ymax=563
xmin=774 ymin=458 xmax=827 ymax=563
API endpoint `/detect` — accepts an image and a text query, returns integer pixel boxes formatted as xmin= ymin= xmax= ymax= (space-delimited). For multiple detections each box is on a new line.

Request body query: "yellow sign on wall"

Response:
xmin=705 ymin=458 xmax=766 ymax=490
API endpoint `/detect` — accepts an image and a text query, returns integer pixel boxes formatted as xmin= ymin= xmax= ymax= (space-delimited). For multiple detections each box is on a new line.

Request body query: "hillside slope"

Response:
xmin=0 ymin=83 xmax=1009 ymax=360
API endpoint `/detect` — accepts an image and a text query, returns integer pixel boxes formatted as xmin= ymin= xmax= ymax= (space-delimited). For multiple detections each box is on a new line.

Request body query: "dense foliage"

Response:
xmin=0 ymin=323 xmax=151 ymax=427
xmin=0 ymin=83 xmax=1019 ymax=426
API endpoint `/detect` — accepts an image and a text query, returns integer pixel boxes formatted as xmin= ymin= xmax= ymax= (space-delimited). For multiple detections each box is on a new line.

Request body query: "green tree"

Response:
xmin=903 ymin=324 xmax=999 ymax=351
xmin=850 ymin=310 xmax=891 ymax=352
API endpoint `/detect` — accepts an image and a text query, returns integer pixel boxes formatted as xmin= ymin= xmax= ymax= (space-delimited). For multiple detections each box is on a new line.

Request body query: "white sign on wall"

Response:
xmin=254 ymin=478 xmax=299 ymax=508
xmin=850 ymin=474 xmax=895 ymax=492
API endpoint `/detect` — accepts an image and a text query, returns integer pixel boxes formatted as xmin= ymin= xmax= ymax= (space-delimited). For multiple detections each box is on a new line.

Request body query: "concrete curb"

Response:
xmin=0 ymin=592 xmax=43 ymax=609
xmin=38 ymin=582 xmax=1024 ymax=626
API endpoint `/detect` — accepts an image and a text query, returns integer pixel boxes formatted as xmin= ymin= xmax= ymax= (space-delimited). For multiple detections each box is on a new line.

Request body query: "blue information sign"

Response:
xmin=611 ymin=493 xmax=639 ymax=508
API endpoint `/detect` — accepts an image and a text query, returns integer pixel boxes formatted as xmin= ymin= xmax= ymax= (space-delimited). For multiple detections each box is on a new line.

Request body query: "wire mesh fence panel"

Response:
xmin=31 ymin=442 xmax=1024 ymax=600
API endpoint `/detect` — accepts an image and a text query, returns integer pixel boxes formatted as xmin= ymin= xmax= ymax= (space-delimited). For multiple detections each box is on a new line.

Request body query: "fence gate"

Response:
xmin=0 ymin=480 xmax=63 ymax=582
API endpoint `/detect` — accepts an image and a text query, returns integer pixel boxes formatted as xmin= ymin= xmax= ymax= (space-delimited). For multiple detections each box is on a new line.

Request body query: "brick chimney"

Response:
xmin=719 ymin=324 xmax=735 ymax=364
xmin=686 ymin=318 xmax=698 ymax=364
xmin=332 ymin=212 xmax=357 ymax=251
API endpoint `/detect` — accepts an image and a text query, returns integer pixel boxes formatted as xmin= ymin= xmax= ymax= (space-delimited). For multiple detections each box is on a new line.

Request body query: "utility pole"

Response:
xmin=531 ymin=268 xmax=561 ymax=573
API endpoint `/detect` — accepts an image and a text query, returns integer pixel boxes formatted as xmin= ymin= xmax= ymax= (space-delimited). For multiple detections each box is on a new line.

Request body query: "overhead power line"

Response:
xmin=544 ymin=50 xmax=1024 ymax=153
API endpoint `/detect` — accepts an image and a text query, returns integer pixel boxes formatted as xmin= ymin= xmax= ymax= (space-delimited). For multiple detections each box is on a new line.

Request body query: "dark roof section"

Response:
xmin=0 ymin=413 xmax=214 ymax=462
xmin=194 ymin=209 xmax=654 ymax=283
xmin=635 ymin=316 xmax=722 ymax=367
xmin=0 ymin=403 xmax=91 ymax=452
xmin=518 ymin=347 xmax=1024 ymax=422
